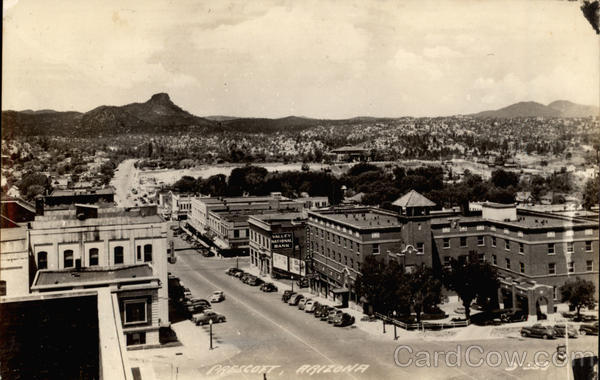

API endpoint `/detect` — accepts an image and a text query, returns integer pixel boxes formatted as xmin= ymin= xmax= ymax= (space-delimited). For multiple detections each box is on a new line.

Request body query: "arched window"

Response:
xmin=89 ymin=248 xmax=99 ymax=266
xmin=114 ymin=246 xmax=124 ymax=265
xmin=64 ymin=250 xmax=74 ymax=268
xmin=38 ymin=251 xmax=48 ymax=270
xmin=143 ymin=244 xmax=152 ymax=262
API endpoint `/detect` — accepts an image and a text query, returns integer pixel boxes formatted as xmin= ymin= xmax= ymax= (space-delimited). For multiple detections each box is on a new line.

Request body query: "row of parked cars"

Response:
xmin=281 ymin=290 xmax=355 ymax=327
xmin=225 ymin=267 xmax=265 ymax=286
xmin=173 ymin=275 xmax=228 ymax=326
xmin=520 ymin=321 xmax=599 ymax=339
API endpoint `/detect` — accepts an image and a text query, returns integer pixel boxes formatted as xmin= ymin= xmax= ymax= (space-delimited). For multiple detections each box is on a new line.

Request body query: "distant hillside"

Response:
xmin=2 ymin=93 xmax=220 ymax=138
xmin=472 ymin=100 xmax=599 ymax=118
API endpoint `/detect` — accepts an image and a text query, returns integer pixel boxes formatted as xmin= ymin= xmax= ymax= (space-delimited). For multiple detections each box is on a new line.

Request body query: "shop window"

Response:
xmin=126 ymin=332 xmax=146 ymax=346
xmin=89 ymin=248 xmax=99 ymax=266
xmin=124 ymin=300 xmax=147 ymax=325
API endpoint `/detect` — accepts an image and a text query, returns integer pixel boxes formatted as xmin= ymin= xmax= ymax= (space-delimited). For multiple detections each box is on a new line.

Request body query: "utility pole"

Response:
xmin=209 ymin=319 xmax=213 ymax=350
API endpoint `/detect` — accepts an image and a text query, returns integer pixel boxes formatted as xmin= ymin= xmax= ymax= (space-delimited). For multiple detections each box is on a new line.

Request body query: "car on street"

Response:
xmin=304 ymin=300 xmax=318 ymax=313
xmin=226 ymin=268 xmax=243 ymax=276
xmin=186 ymin=297 xmax=211 ymax=309
xmin=201 ymin=249 xmax=215 ymax=257
xmin=282 ymin=290 xmax=296 ymax=302
xmin=317 ymin=305 xmax=333 ymax=319
xmin=520 ymin=324 xmax=556 ymax=339
xmin=579 ymin=322 xmax=599 ymax=335
xmin=233 ymin=270 xmax=246 ymax=279
xmin=288 ymin=294 xmax=304 ymax=306
xmin=183 ymin=287 xmax=192 ymax=299
xmin=500 ymin=309 xmax=528 ymax=323
xmin=247 ymin=276 xmax=264 ymax=286
xmin=553 ymin=323 xmax=578 ymax=338
xmin=240 ymin=273 xmax=252 ymax=283
xmin=327 ymin=309 xmax=343 ymax=323
xmin=260 ymin=283 xmax=278 ymax=292
xmin=296 ymin=277 xmax=309 ymax=288
xmin=334 ymin=313 xmax=356 ymax=327
xmin=298 ymin=298 xmax=312 ymax=310
xmin=193 ymin=310 xmax=226 ymax=325
xmin=187 ymin=304 xmax=208 ymax=314
xmin=210 ymin=291 xmax=225 ymax=303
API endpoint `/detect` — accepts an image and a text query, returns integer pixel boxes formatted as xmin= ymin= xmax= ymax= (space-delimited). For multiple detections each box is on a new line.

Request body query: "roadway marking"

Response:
xmin=178 ymin=254 xmax=364 ymax=380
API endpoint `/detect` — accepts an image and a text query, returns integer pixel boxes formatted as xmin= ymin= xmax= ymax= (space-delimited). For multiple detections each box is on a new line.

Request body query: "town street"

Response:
xmin=166 ymin=242 xmax=597 ymax=380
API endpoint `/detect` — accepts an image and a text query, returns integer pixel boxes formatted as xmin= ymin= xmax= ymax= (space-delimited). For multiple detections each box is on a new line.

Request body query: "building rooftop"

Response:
xmin=31 ymin=206 xmax=163 ymax=229
xmin=392 ymin=190 xmax=436 ymax=208
xmin=310 ymin=208 xmax=400 ymax=229
xmin=34 ymin=265 xmax=154 ymax=287
xmin=50 ymin=188 xmax=115 ymax=197
xmin=330 ymin=146 xmax=369 ymax=153
xmin=252 ymin=212 xmax=305 ymax=222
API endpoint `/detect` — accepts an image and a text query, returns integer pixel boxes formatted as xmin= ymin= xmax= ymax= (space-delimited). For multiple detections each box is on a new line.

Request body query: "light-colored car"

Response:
xmin=193 ymin=310 xmax=226 ymax=325
xmin=304 ymin=300 xmax=318 ymax=313
xmin=210 ymin=291 xmax=225 ymax=303
xmin=298 ymin=298 xmax=312 ymax=310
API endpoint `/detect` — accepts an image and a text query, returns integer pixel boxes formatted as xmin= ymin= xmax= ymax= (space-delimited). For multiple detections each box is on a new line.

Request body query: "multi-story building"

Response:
xmin=27 ymin=204 xmax=169 ymax=347
xmin=306 ymin=196 xmax=434 ymax=306
xmin=248 ymin=212 xmax=307 ymax=277
xmin=0 ymin=226 xmax=30 ymax=297
xmin=188 ymin=193 xmax=304 ymax=255
xmin=431 ymin=202 xmax=599 ymax=308
xmin=170 ymin=191 xmax=194 ymax=220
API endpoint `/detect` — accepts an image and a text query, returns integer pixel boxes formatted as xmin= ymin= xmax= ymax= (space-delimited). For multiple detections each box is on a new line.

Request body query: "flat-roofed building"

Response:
xmin=27 ymin=204 xmax=169 ymax=347
xmin=248 ymin=212 xmax=307 ymax=278
xmin=0 ymin=226 xmax=30 ymax=296
xmin=431 ymin=202 xmax=599 ymax=314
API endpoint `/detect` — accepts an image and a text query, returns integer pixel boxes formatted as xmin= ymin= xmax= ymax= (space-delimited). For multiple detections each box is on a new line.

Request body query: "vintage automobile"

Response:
xmin=210 ymin=291 xmax=225 ymax=303
xmin=579 ymin=322 xmax=599 ymax=336
xmin=281 ymin=290 xmax=296 ymax=302
xmin=298 ymin=298 xmax=312 ymax=310
xmin=327 ymin=309 xmax=343 ymax=323
xmin=288 ymin=294 xmax=304 ymax=306
xmin=333 ymin=312 xmax=356 ymax=327
xmin=260 ymin=282 xmax=278 ymax=292
xmin=520 ymin=324 xmax=556 ymax=339
xmin=553 ymin=324 xmax=578 ymax=338
xmin=304 ymin=300 xmax=318 ymax=313
xmin=193 ymin=311 xmax=226 ymax=325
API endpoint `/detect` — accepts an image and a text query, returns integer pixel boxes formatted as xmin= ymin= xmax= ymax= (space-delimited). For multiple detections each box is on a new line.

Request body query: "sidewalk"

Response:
xmin=127 ymin=320 xmax=241 ymax=380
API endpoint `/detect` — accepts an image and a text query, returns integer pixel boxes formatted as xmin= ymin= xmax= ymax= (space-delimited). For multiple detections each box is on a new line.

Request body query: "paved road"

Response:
xmin=169 ymin=245 xmax=598 ymax=380
xmin=110 ymin=159 xmax=138 ymax=207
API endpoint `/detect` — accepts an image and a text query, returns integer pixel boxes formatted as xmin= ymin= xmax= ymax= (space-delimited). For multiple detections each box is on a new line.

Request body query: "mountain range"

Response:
xmin=471 ymin=100 xmax=599 ymax=118
xmin=2 ymin=94 xmax=598 ymax=138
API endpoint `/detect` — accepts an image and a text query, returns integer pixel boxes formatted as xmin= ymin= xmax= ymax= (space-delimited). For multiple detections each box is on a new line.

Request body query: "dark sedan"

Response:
xmin=579 ymin=322 xmax=599 ymax=336
xmin=520 ymin=324 xmax=556 ymax=339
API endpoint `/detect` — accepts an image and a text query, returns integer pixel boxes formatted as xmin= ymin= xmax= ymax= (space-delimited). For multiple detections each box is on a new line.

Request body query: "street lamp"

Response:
xmin=209 ymin=319 xmax=214 ymax=350
xmin=393 ymin=311 xmax=398 ymax=340
xmin=291 ymin=275 xmax=294 ymax=292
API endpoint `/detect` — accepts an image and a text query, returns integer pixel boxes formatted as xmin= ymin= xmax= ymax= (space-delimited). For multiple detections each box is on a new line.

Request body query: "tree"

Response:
xmin=491 ymin=169 xmax=519 ymax=189
xmin=560 ymin=278 xmax=596 ymax=319
xmin=582 ymin=177 xmax=599 ymax=210
xmin=443 ymin=252 xmax=499 ymax=320
xmin=408 ymin=264 xmax=442 ymax=322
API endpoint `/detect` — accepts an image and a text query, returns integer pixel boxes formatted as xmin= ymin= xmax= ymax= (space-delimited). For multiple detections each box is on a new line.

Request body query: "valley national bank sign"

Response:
xmin=272 ymin=232 xmax=293 ymax=249
xmin=272 ymin=232 xmax=305 ymax=276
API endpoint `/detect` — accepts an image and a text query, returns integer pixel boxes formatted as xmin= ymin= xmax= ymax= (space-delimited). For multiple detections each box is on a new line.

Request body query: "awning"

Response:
xmin=332 ymin=287 xmax=349 ymax=294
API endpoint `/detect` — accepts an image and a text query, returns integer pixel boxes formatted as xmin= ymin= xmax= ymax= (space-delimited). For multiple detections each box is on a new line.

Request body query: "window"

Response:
xmin=38 ymin=251 xmax=48 ymax=270
xmin=492 ymin=254 xmax=497 ymax=265
xmin=519 ymin=262 xmax=525 ymax=273
xmin=126 ymin=332 xmax=146 ymax=346
xmin=565 ymin=230 xmax=574 ymax=237
xmin=144 ymin=244 xmax=152 ymax=262
xmin=459 ymin=226 xmax=467 ymax=232
xmin=371 ymin=232 xmax=380 ymax=238
xmin=505 ymin=240 xmax=510 ymax=251
xmin=114 ymin=246 xmax=124 ymax=265
xmin=547 ymin=231 xmax=555 ymax=238
xmin=505 ymin=258 xmax=511 ymax=269
xmin=567 ymin=242 xmax=574 ymax=254
xmin=490 ymin=226 xmax=496 ymax=232
xmin=504 ymin=228 xmax=509 ymax=235
xmin=89 ymin=248 xmax=99 ymax=266
xmin=548 ymin=263 xmax=556 ymax=275
xmin=344 ymin=256 xmax=348 ymax=265
xmin=137 ymin=245 xmax=142 ymax=261
xmin=547 ymin=243 xmax=555 ymax=255
xmin=585 ymin=241 xmax=592 ymax=252
xmin=517 ymin=231 xmax=523 ymax=237
xmin=234 ymin=229 xmax=239 ymax=238
xmin=477 ymin=236 xmax=484 ymax=246
xmin=586 ymin=260 xmax=593 ymax=271
xmin=443 ymin=256 xmax=451 ymax=266
xmin=491 ymin=237 xmax=496 ymax=247
xmin=124 ymin=300 xmax=147 ymax=325
xmin=442 ymin=227 xmax=450 ymax=233
xmin=443 ymin=238 xmax=450 ymax=249
xmin=519 ymin=243 xmax=524 ymax=254
xmin=585 ymin=229 xmax=593 ymax=236
xmin=416 ymin=242 xmax=424 ymax=254
xmin=0 ymin=280 xmax=6 ymax=296
xmin=476 ymin=225 xmax=484 ymax=231
xmin=478 ymin=253 xmax=485 ymax=262
xmin=64 ymin=249 xmax=74 ymax=268
xmin=343 ymin=238 xmax=346 ymax=248
xmin=372 ymin=244 xmax=380 ymax=255
xmin=568 ymin=261 xmax=574 ymax=273
xmin=460 ymin=237 xmax=467 ymax=247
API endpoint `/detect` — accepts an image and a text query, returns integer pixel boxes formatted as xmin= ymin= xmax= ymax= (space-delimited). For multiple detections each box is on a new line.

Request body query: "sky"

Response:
xmin=2 ymin=0 xmax=599 ymax=118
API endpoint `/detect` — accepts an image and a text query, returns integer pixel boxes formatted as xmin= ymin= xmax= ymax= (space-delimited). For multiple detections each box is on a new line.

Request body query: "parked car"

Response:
xmin=579 ymin=322 xmax=599 ymax=336
xmin=187 ymin=304 xmax=208 ymax=314
xmin=193 ymin=311 xmax=226 ymax=325
xmin=183 ymin=287 xmax=192 ymax=299
xmin=201 ymin=250 xmax=215 ymax=257
xmin=334 ymin=313 xmax=356 ymax=327
xmin=553 ymin=324 xmax=578 ymax=338
xmin=247 ymin=276 xmax=264 ymax=286
xmin=298 ymin=298 xmax=312 ymax=310
xmin=226 ymin=268 xmax=243 ymax=276
xmin=304 ymin=300 xmax=318 ymax=313
xmin=210 ymin=291 xmax=225 ymax=303
xmin=520 ymin=324 xmax=556 ymax=339
xmin=282 ymin=290 xmax=296 ymax=302
xmin=327 ymin=309 xmax=343 ymax=324
xmin=314 ymin=304 xmax=328 ymax=318
xmin=500 ymin=309 xmax=528 ymax=323
xmin=240 ymin=273 xmax=252 ymax=283
xmin=319 ymin=306 xmax=335 ymax=320
xmin=233 ymin=271 xmax=245 ymax=279
xmin=288 ymin=294 xmax=304 ymax=306
xmin=260 ymin=283 xmax=278 ymax=292
xmin=186 ymin=298 xmax=211 ymax=312
xmin=296 ymin=277 xmax=309 ymax=288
